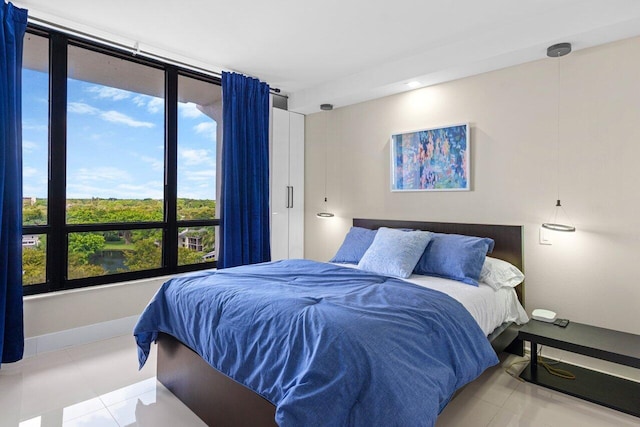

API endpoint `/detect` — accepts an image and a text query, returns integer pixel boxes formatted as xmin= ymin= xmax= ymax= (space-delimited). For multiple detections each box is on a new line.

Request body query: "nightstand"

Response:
xmin=518 ymin=320 xmax=640 ymax=418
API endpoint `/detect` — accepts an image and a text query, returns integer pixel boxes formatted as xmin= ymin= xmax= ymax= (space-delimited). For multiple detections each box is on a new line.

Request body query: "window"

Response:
xmin=21 ymin=27 xmax=221 ymax=295
xmin=67 ymin=229 xmax=163 ymax=279
xmin=66 ymin=44 xmax=165 ymax=222
xmin=177 ymin=75 xmax=220 ymax=266
xmin=22 ymin=32 xmax=49 ymax=287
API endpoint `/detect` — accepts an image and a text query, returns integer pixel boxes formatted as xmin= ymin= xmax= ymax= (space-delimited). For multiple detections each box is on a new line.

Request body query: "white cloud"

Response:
xmin=178 ymin=174 xmax=215 ymax=199
xmin=89 ymin=132 xmax=112 ymax=141
xmin=22 ymin=170 xmax=47 ymax=198
xmin=70 ymin=164 xmax=165 ymax=198
xmin=68 ymin=102 xmax=100 ymax=115
xmin=66 ymin=183 xmax=110 ymax=199
xmin=184 ymin=169 xmax=216 ymax=181
xmin=179 ymin=102 xmax=205 ymax=119
xmin=70 ymin=100 xmax=156 ymax=128
xmin=117 ymin=182 xmax=164 ymax=199
xmin=23 ymin=140 xmax=39 ymax=152
xmin=73 ymin=166 xmax=132 ymax=183
xmin=86 ymin=86 xmax=131 ymax=101
xmin=179 ymin=148 xmax=215 ymax=166
xmin=100 ymin=110 xmax=155 ymax=128
xmin=147 ymin=97 xmax=163 ymax=114
xmin=132 ymin=95 xmax=146 ymax=107
xmin=22 ymin=121 xmax=48 ymax=132
xmin=67 ymin=179 xmax=163 ymax=199
xmin=23 ymin=166 xmax=39 ymax=177
xmin=139 ymin=155 xmax=164 ymax=171
xmin=192 ymin=121 xmax=217 ymax=142
xmin=194 ymin=121 xmax=216 ymax=134
xmin=132 ymin=94 xmax=163 ymax=114
xmin=23 ymin=183 xmax=47 ymax=199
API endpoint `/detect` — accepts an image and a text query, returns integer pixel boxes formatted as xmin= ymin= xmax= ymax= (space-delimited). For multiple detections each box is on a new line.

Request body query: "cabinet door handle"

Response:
xmin=286 ymin=186 xmax=291 ymax=208
xmin=289 ymin=186 xmax=294 ymax=209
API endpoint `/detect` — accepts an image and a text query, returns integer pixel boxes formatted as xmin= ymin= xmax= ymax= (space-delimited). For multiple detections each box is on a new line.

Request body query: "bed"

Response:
xmin=134 ymin=219 xmax=526 ymax=426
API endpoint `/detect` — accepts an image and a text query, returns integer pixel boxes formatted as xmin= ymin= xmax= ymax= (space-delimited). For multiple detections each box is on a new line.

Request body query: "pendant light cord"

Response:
xmin=556 ymin=54 xmax=561 ymax=202
xmin=317 ymin=104 xmax=334 ymax=218
xmin=324 ymin=110 xmax=328 ymax=205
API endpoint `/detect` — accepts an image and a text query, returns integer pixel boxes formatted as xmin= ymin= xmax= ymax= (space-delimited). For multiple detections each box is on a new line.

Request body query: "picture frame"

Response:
xmin=391 ymin=123 xmax=470 ymax=192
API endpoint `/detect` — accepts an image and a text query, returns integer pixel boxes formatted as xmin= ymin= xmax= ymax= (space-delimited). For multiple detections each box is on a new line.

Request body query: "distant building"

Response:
xmin=23 ymin=196 xmax=36 ymax=206
xmin=178 ymin=228 xmax=206 ymax=252
xmin=22 ymin=234 xmax=41 ymax=247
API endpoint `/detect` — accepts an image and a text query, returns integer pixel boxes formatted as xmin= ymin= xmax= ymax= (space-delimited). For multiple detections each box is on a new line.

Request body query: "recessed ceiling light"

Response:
xmin=406 ymin=81 xmax=421 ymax=89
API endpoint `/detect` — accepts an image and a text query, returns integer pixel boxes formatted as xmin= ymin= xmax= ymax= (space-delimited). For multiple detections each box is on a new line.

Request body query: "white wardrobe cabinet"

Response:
xmin=271 ymin=108 xmax=304 ymax=260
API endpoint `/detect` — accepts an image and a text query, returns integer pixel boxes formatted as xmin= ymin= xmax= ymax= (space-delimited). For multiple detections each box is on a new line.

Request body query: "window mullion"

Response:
xmin=47 ymin=32 xmax=68 ymax=291
xmin=164 ymin=67 xmax=178 ymax=270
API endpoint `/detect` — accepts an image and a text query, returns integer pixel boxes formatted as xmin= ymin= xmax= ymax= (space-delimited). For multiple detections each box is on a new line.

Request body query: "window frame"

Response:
xmin=22 ymin=25 xmax=221 ymax=296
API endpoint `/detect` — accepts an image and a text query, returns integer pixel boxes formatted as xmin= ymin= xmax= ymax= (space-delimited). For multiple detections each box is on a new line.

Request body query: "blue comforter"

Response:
xmin=134 ymin=259 xmax=498 ymax=426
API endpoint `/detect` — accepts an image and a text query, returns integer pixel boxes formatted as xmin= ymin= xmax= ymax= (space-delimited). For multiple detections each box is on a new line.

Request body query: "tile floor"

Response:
xmin=0 ymin=335 xmax=638 ymax=427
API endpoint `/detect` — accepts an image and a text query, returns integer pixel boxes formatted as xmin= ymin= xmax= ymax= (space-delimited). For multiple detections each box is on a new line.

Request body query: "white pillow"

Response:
xmin=357 ymin=227 xmax=432 ymax=279
xmin=479 ymin=257 xmax=524 ymax=290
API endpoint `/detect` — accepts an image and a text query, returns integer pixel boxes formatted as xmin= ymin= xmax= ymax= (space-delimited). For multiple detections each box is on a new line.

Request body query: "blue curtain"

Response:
xmin=0 ymin=2 xmax=27 ymax=367
xmin=218 ymin=72 xmax=271 ymax=268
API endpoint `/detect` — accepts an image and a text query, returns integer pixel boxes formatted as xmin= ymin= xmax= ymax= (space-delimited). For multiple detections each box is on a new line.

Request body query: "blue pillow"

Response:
xmin=329 ymin=227 xmax=377 ymax=264
xmin=358 ymin=227 xmax=432 ymax=279
xmin=413 ymin=233 xmax=495 ymax=286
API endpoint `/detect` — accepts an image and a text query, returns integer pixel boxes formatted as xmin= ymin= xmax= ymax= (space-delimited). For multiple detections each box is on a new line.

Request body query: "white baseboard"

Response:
xmin=24 ymin=315 xmax=139 ymax=358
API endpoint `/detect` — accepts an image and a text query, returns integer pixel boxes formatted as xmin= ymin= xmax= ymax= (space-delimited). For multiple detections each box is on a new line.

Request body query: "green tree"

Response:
xmin=178 ymin=199 xmax=216 ymax=220
xmin=68 ymin=233 xmax=106 ymax=264
xmin=66 ymin=198 xmax=164 ymax=225
xmin=130 ymin=229 xmax=162 ymax=243
xmin=66 ymin=205 xmax=101 ymax=224
xmin=103 ymin=231 xmax=120 ymax=242
xmin=68 ymin=252 xmax=107 ymax=279
xmin=22 ymin=246 xmax=46 ymax=285
xmin=178 ymin=247 xmax=205 ymax=265
xmin=200 ymin=229 xmax=215 ymax=253
xmin=23 ymin=205 xmax=46 ymax=225
xmin=124 ymin=238 xmax=162 ymax=271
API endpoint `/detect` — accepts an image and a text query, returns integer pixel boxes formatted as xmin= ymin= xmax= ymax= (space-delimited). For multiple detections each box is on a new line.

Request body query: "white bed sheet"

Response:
xmin=402 ymin=274 xmax=529 ymax=336
xmin=333 ymin=263 xmax=528 ymax=336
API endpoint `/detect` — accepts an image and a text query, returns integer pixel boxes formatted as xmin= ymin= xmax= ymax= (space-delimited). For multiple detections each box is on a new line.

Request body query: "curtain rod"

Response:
xmin=27 ymin=15 xmax=286 ymax=97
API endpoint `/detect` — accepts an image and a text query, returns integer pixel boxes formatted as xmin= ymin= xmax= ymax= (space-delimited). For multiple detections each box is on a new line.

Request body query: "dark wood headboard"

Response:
xmin=353 ymin=218 xmax=524 ymax=305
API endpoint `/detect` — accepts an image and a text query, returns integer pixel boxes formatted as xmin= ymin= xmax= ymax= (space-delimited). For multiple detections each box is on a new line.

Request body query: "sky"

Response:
xmin=22 ymin=69 xmax=217 ymax=201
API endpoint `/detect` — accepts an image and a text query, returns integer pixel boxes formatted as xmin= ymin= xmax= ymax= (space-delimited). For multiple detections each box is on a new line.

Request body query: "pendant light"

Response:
xmin=542 ymin=42 xmax=576 ymax=232
xmin=316 ymin=103 xmax=335 ymax=218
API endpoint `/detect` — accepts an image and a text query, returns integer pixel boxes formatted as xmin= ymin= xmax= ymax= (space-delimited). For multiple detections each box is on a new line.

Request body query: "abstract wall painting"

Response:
xmin=391 ymin=123 xmax=470 ymax=191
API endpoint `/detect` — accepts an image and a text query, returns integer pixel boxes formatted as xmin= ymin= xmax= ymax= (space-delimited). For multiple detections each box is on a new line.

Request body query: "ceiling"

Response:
xmin=14 ymin=0 xmax=640 ymax=114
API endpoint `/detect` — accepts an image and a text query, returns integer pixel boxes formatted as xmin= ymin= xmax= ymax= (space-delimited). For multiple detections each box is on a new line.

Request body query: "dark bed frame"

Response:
xmin=156 ymin=219 xmax=525 ymax=426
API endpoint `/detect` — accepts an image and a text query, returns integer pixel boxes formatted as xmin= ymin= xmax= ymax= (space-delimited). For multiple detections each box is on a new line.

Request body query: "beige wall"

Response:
xmin=304 ymin=36 xmax=640 ymax=335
